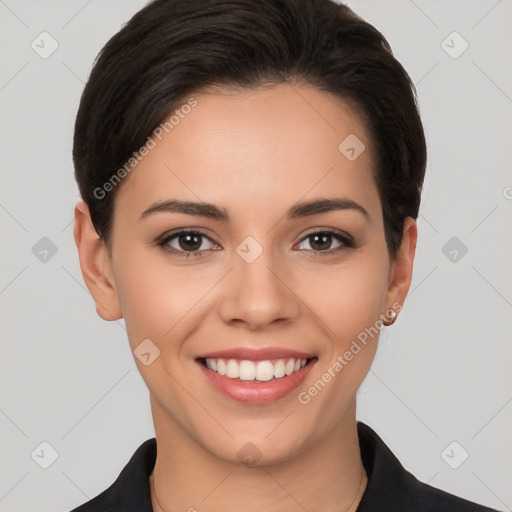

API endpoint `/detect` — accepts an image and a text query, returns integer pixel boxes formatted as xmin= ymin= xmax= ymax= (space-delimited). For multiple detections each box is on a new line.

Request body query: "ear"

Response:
xmin=383 ymin=217 xmax=417 ymax=319
xmin=73 ymin=200 xmax=123 ymax=321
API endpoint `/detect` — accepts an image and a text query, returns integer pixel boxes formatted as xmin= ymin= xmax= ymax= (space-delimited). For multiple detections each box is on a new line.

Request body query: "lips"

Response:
xmin=195 ymin=347 xmax=318 ymax=404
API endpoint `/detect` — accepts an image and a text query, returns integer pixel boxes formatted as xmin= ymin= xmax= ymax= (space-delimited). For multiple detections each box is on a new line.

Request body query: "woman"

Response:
xmin=70 ymin=0 xmax=502 ymax=510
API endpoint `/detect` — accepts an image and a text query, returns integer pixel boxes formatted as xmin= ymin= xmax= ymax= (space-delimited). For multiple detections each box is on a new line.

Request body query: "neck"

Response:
xmin=149 ymin=396 xmax=367 ymax=512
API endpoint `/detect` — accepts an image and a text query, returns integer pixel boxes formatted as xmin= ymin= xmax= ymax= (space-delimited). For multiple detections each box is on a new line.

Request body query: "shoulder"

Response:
xmin=409 ymin=478 xmax=500 ymax=512
xmin=68 ymin=438 xmax=157 ymax=512
xmin=399 ymin=467 xmax=500 ymax=512
xmin=356 ymin=421 xmax=502 ymax=512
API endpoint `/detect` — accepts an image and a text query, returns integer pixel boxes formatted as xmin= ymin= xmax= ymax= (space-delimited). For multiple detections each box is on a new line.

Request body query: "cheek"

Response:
xmin=297 ymin=256 xmax=388 ymax=419
xmin=112 ymin=247 xmax=219 ymax=349
xmin=311 ymin=253 xmax=389 ymax=342
xmin=111 ymin=246 xmax=173 ymax=346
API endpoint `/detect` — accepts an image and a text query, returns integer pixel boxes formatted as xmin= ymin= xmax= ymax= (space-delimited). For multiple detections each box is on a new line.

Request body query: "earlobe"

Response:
xmin=384 ymin=217 xmax=418 ymax=321
xmin=73 ymin=200 xmax=123 ymax=322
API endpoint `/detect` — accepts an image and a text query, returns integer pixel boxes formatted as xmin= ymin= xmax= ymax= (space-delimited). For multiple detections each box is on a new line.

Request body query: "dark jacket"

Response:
xmin=69 ymin=421 xmax=502 ymax=511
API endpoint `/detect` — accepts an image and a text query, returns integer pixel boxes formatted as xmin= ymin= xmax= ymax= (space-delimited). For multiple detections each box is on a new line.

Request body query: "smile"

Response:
xmin=196 ymin=353 xmax=318 ymax=404
xmin=201 ymin=357 xmax=311 ymax=382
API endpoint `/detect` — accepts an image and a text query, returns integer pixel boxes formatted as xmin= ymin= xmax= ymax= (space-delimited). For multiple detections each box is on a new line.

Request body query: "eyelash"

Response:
xmin=156 ymin=228 xmax=356 ymax=259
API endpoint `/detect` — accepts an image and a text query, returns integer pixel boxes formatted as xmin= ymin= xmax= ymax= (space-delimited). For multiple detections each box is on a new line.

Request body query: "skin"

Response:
xmin=74 ymin=81 xmax=417 ymax=512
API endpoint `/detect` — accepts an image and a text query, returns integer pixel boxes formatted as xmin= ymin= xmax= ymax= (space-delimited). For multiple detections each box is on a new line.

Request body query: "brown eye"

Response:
xmin=157 ymin=230 xmax=219 ymax=257
xmin=174 ymin=232 xmax=203 ymax=251
xmin=296 ymin=231 xmax=354 ymax=254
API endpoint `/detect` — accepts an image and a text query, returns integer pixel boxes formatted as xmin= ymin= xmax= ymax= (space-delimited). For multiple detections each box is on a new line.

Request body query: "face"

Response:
xmin=75 ymin=82 xmax=416 ymax=465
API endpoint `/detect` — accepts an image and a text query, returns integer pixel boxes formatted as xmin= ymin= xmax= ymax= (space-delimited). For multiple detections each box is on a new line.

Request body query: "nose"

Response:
xmin=217 ymin=247 xmax=300 ymax=331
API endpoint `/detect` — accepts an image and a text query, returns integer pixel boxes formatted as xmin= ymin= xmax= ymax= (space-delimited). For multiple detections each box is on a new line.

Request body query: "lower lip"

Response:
xmin=197 ymin=359 xmax=317 ymax=404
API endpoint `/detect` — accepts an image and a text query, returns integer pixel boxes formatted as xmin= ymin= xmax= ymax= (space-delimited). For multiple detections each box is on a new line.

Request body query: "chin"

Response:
xmin=202 ymin=427 xmax=311 ymax=468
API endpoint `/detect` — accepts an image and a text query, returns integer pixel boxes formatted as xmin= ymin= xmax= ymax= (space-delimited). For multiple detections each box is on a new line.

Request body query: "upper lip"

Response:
xmin=195 ymin=347 xmax=316 ymax=361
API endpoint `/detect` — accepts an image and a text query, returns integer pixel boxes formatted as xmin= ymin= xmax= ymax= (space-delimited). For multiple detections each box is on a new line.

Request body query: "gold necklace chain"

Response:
xmin=151 ymin=470 xmax=166 ymax=512
xmin=151 ymin=465 xmax=367 ymax=512
xmin=345 ymin=465 xmax=368 ymax=512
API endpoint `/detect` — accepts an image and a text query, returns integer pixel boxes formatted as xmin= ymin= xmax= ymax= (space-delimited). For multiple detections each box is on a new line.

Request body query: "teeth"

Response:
xmin=274 ymin=359 xmax=285 ymax=378
xmin=226 ymin=359 xmax=239 ymax=378
xmin=205 ymin=357 xmax=308 ymax=381
xmin=217 ymin=359 xmax=226 ymax=376
xmin=256 ymin=361 xmax=274 ymax=381
xmin=239 ymin=360 xmax=256 ymax=381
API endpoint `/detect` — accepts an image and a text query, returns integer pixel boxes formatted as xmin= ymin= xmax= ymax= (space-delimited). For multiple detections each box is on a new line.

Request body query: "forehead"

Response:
xmin=113 ymin=82 xmax=380 ymax=227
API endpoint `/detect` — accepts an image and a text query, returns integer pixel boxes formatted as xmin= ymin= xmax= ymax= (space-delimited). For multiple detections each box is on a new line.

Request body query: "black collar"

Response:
xmin=70 ymin=421 xmax=499 ymax=511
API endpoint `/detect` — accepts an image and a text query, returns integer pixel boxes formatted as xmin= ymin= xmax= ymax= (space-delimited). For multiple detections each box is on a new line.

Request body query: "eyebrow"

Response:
xmin=139 ymin=197 xmax=369 ymax=222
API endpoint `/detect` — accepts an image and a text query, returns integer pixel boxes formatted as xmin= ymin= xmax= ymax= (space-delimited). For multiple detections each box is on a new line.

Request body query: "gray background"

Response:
xmin=0 ymin=0 xmax=511 ymax=511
